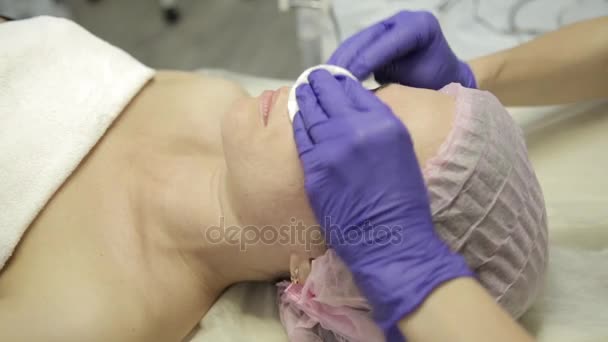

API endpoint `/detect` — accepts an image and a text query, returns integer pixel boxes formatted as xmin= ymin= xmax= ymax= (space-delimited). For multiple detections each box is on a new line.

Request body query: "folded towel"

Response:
xmin=0 ymin=16 xmax=154 ymax=270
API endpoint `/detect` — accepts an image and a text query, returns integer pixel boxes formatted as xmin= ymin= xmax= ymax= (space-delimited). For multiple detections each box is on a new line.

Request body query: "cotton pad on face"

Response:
xmin=287 ymin=64 xmax=359 ymax=122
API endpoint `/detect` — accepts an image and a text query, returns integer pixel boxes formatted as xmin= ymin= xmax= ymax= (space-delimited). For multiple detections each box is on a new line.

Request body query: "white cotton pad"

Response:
xmin=287 ymin=64 xmax=359 ymax=122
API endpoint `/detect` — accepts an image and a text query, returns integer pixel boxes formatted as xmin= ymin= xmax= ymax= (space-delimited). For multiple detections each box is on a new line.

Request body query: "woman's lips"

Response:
xmin=259 ymin=89 xmax=280 ymax=126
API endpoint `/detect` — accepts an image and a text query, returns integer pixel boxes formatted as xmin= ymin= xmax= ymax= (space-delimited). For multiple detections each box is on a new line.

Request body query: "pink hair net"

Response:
xmin=277 ymin=83 xmax=548 ymax=341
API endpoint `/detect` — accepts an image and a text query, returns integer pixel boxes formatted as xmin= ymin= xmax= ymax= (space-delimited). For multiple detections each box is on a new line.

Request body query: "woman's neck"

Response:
xmin=142 ymin=157 xmax=292 ymax=292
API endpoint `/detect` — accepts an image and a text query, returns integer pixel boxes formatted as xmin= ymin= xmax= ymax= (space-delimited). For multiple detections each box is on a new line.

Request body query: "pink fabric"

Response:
xmin=278 ymin=250 xmax=383 ymax=342
xmin=277 ymin=84 xmax=548 ymax=341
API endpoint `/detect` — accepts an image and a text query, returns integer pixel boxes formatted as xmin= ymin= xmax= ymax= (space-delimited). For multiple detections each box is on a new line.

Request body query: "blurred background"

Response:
xmin=0 ymin=0 xmax=303 ymax=79
xmin=1 ymin=0 xmax=606 ymax=81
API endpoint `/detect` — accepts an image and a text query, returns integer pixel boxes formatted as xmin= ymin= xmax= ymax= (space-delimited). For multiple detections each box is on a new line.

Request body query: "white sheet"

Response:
xmin=518 ymin=101 xmax=608 ymax=341
xmin=189 ymin=70 xmax=608 ymax=342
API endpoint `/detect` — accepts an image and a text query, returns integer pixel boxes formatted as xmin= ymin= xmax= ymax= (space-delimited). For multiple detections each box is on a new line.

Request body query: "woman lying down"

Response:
xmin=0 ymin=16 xmax=547 ymax=342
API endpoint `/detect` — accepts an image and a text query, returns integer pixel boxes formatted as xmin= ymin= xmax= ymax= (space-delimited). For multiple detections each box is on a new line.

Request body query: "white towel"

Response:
xmin=0 ymin=16 xmax=154 ymax=270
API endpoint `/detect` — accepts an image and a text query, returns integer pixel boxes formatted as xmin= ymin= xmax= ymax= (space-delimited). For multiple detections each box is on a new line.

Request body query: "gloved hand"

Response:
xmin=293 ymin=69 xmax=473 ymax=341
xmin=328 ymin=10 xmax=476 ymax=90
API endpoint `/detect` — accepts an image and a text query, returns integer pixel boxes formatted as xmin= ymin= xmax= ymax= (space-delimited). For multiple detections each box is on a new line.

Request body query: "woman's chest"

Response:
xmin=0 ymin=71 xmax=242 ymax=340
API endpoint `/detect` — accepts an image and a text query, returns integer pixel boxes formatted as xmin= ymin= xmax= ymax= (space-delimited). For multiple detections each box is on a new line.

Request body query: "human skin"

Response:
xmin=470 ymin=16 xmax=608 ymax=106
xmin=398 ymin=278 xmax=534 ymax=342
xmin=0 ymin=70 xmax=454 ymax=341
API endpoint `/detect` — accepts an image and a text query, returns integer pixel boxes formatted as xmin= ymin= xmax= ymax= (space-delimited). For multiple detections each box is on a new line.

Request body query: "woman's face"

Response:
xmin=220 ymin=82 xmax=454 ymax=262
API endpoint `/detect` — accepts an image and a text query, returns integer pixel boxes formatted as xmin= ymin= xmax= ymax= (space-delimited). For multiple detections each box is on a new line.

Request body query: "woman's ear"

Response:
xmin=290 ymin=253 xmax=312 ymax=284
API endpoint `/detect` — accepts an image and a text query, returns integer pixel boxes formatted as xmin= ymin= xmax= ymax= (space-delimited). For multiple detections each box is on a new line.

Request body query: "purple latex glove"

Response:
xmin=293 ymin=69 xmax=472 ymax=341
xmin=328 ymin=10 xmax=477 ymax=89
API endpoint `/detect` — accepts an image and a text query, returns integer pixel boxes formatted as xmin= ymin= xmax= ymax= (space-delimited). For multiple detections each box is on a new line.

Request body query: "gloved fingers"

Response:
xmin=337 ymin=76 xmax=387 ymax=112
xmin=457 ymin=60 xmax=478 ymax=88
xmin=308 ymin=70 xmax=354 ymax=118
xmin=307 ymin=117 xmax=353 ymax=143
xmin=352 ymin=11 xmax=438 ymax=84
xmin=374 ymin=64 xmax=402 ymax=85
xmin=292 ymin=112 xmax=314 ymax=155
xmin=296 ymin=83 xmax=329 ymax=130
xmin=327 ymin=22 xmax=387 ymax=79
xmin=351 ymin=34 xmax=418 ymax=85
